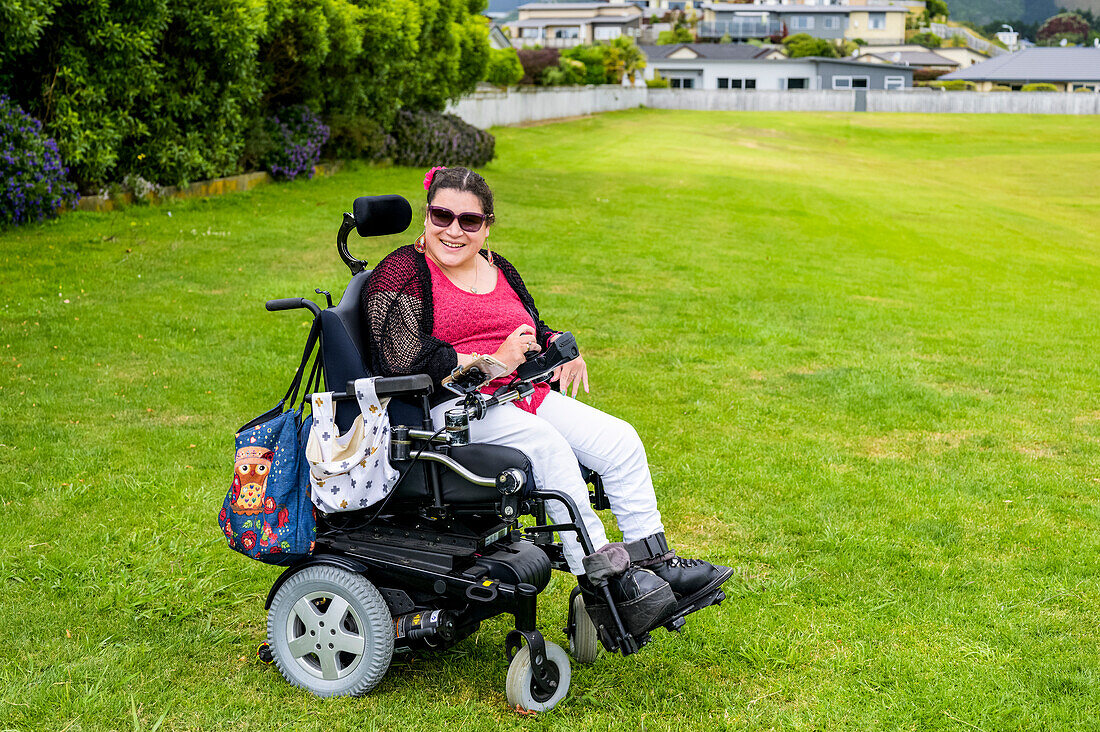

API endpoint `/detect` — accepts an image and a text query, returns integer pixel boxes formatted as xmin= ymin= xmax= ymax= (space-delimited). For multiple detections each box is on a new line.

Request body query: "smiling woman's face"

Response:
xmin=422 ymin=188 xmax=489 ymax=270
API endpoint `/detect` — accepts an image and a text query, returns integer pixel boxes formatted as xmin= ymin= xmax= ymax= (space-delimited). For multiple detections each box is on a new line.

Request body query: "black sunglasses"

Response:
xmin=427 ymin=205 xmax=492 ymax=233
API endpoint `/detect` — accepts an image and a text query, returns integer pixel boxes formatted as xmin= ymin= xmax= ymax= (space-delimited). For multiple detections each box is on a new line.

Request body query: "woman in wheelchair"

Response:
xmin=362 ymin=166 xmax=733 ymax=627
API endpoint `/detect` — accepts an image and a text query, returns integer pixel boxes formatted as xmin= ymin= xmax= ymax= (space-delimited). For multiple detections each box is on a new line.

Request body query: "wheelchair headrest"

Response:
xmin=353 ymin=195 xmax=413 ymax=238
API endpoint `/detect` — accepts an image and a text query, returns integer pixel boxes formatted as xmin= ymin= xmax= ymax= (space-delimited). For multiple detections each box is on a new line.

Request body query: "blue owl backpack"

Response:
xmin=219 ymin=322 xmax=320 ymax=566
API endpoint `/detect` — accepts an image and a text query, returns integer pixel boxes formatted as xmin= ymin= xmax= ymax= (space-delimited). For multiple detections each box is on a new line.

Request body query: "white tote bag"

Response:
xmin=306 ymin=377 xmax=400 ymax=513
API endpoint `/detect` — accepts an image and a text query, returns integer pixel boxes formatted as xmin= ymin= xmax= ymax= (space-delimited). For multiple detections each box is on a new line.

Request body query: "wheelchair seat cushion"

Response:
xmin=391 ymin=443 xmax=534 ymax=504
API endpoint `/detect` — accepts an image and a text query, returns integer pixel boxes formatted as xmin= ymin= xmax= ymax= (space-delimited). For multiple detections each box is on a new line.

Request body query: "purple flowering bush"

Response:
xmin=264 ymin=105 xmax=330 ymax=181
xmin=0 ymin=96 xmax=79 ymax=226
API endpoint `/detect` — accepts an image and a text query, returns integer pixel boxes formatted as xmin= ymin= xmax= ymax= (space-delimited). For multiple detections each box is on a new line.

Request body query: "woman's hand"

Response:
xmin=493 ymin=324 xmax=540 ymax=372
xmin=551 ymin=334 xmax=589 ymax=398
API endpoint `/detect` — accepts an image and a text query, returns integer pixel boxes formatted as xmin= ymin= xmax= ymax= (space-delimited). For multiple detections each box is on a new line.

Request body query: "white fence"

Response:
xmin=447 ymin=86 xmax=647 ymax=128
xmin=647 ymin=88 xmax=1100 ymax=115
xmin=446 ymin=86 xmax=1100 ymax=128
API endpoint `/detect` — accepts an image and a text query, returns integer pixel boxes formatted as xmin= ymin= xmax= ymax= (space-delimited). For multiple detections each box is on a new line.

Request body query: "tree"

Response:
xmin=782 ymin=33 xmax=839 ymax=58
xmin=611 ymin=37 xmax=645 ymax=84
xmin=1037 ymin=12 xmax=1090 ymax=45
xmin=656 ymin=26 xmax=693 ymax=45
xmin=925 ymin=0 xmax=949 ymax=20
xmin=484 ymin=47 xmax=523 ymax=89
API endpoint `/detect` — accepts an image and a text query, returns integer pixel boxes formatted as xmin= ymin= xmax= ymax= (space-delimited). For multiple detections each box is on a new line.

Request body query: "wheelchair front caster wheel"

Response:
xmin=567 ymin=590 xmax=599 ymax=664
xmin=506 ymin=641 xmax=571 ymax=712
xmin=257 ymin=641 xmax=274 ymax=664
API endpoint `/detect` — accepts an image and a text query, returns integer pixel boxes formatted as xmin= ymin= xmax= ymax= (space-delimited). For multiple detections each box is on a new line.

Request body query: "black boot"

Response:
xmin=627 ymin=533 xmax=734 ymax=605
xmin=578 ymin=550 xmax=676 ymax=638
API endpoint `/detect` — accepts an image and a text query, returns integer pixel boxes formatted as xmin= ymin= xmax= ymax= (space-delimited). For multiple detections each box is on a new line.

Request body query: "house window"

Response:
xmin=669 ymin=78 xmax=695 ymax=89
xmin=884 ymin=75 xmax=905 ymax=90
xmin=786 ymin=77 xmax=808 ymax=89
xmin=790 ymin=15 xmax=815 ymax=30
xmin=868 ymin=12 xmax=886 ymax=30
xmin=554 ymin=27 xmax=579 ymax=39
xmin=821 ymin=16 xmax=840 ymax=30
xmin=833 ymin=76 xmax=869 ymax=89
xmin=726 ymin=79 xmax=756 ymax=89
xmin=594 ymin=26 xmax=621 ymax=40
xmin=718 ymin=78 xmax=730 ymax=89
xmin=521 ymin=28 xmax=541 ymax=39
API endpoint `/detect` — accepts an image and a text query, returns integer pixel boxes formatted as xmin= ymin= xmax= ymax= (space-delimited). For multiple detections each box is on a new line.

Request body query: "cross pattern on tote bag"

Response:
xmin=306 ymin=377 xmax=400 ymax=513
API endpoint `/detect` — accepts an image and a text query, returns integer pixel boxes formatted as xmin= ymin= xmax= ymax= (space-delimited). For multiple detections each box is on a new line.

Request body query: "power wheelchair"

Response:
xmin=255 ymin=194 xmax=726 ymax=711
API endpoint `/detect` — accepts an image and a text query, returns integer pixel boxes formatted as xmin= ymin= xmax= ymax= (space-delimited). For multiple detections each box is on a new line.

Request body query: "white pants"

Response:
xmin=431 ymin=390 xmax=664 ymax=574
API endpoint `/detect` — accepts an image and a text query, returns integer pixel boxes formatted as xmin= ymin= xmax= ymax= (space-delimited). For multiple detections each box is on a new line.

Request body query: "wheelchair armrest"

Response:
xmin=346 ymin=375 xmax=432 ymax=399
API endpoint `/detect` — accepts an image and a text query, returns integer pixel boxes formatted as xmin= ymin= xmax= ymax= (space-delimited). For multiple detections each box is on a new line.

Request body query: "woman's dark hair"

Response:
xmin=426 ymin=167 xmax=494 ymax=222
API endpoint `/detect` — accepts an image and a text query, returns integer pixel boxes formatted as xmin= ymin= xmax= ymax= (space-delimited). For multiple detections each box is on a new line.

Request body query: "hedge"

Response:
xmin=0 ymin=0 xmax=492 ymax=191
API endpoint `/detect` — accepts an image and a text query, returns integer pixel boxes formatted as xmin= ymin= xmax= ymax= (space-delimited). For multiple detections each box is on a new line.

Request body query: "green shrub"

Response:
xmin=1073 ymin=85 xmax=1097 ymax=92
xmin=990 ymin=84 xmax=1012 ymax=91
xmin=646 ymin=72 xmax=670 ymax=88
xmin=0 ymin=96 xmax=79 ymax=226
xmin=783 ymin=33 xmax=839 ymax=58
xmin=909 ymin=31 xmax=943 ymax=47
xmin=562 ymin=44 xmax=613 ymax=85
xmin=325 ymin=114 xmax=393 ymax=161
xmin=930 ymin=79 xmax=977 ymax=91
xmin=656 ymin=27 xmax=692 ymax=45
xmin=1022 ymin=83 xmax=1059 ymax=92
xmin=484 ymin=47 xmax=524 ymax=89
xmin=388 ymin=109 xmax=494 ymax=168
xmin=541 ymin=58 xmax=586 ymax=86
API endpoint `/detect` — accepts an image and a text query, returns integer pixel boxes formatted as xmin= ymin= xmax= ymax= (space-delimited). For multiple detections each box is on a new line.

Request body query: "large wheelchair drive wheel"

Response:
xmin=267 ymin=565 xmax=394 ymax=697
xmin=505 ymin=641 xmax=571 ymax=712
xmin=568 ymin=589 xmax=599 ymax=664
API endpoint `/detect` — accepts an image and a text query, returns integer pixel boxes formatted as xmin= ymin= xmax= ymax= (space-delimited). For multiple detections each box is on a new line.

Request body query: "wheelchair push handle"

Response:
xmin=265 ymin=297 xmax=322 ymax=316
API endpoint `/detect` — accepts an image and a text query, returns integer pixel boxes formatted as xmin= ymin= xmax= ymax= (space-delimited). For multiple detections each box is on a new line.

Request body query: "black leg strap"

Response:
xmin=624 ymin=532 xmax=671 ymax=563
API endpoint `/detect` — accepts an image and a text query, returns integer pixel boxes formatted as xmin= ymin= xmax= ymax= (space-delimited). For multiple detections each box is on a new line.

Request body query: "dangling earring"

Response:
xmin=486 ymin=239 xmax=494 ymax=267
xmin=414 ymin=232 xmax=425 ymax=253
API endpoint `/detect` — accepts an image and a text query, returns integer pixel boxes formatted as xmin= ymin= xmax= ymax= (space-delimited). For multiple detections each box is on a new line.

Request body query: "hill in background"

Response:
xmin=922 ymin=0 xmax=1097 ymax=24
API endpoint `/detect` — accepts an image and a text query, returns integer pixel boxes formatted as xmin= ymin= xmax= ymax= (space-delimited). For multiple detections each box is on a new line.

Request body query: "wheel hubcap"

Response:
xmin=285 ymin=592 xmax=366 ymax=680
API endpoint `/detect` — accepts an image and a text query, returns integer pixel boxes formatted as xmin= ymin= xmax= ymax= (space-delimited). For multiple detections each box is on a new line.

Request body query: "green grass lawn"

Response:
xmin=2 ymin=109 xmax=1099 ymax=731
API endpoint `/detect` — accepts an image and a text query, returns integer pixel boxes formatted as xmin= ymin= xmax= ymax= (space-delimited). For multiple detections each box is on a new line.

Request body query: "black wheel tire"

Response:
xmin=267 ymin=565 xmax=394 ymax=697
xmin=505 ymin=641 xmax=571 ymax=712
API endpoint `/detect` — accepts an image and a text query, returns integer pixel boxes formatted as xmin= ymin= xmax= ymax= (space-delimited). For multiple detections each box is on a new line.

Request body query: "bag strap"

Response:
xmin=285 ymin=318 xmax=322 ymax=408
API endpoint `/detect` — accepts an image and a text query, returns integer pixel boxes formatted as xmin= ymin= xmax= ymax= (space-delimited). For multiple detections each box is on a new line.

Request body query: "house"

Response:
xmin=940 ymin=48 xmax=1100 ymax=92
xmin=855 ymin=44 xmax=988 ymax=69
xmin=698 ymin=2 xmax=910 ymax=45
xmin=642 ymin=43 xmax=912 ymax=89
xmin=507 ymin=2 xmax=643 ymax=47
xmin=856 ymin=48 xmax=958 ymax=72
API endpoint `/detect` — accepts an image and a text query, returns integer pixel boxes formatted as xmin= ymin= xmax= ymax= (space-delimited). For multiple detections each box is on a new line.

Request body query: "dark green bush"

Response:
xmin=325 ymin=114 xmax=393 ymax=161
xmin=389 ymin=110 xmax=494 ymax=168
xmin=1022 ymin=83 xmax=1059 ymax=92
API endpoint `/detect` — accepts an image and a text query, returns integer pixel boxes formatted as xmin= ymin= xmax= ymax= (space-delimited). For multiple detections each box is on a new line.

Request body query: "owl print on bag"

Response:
xmin=232 ymin=446 xmax=274 ymax=515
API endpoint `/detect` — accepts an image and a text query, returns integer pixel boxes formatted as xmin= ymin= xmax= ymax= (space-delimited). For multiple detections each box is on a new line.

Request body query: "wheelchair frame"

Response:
xmin=255 ymin=195 xmax=697 ymax=710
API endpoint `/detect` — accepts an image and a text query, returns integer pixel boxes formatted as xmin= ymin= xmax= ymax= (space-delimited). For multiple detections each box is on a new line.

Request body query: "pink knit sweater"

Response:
xmin=427 ymin=257 xmax=550 ymax=413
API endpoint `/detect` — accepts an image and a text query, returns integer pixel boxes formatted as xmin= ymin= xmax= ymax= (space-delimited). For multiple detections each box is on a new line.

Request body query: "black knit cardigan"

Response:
xmin=362 ymin=244 xmax=558 ymax=402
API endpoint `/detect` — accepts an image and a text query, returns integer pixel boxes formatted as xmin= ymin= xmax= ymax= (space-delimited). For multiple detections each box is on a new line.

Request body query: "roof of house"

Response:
xmin=702 ymin=3 xmax=909 ymax=13
xmin=641 ymin=46 xmax=913 ymax=71
xmin=508 ymin=18 xmax=639 ymax=29
xmin=942 ymin=48 xmax=1100 ymax=82
xmin=640 ymin=43 xmax=773 ymax=60
xmin=859 ymin=50 xmax=959 ymax=67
